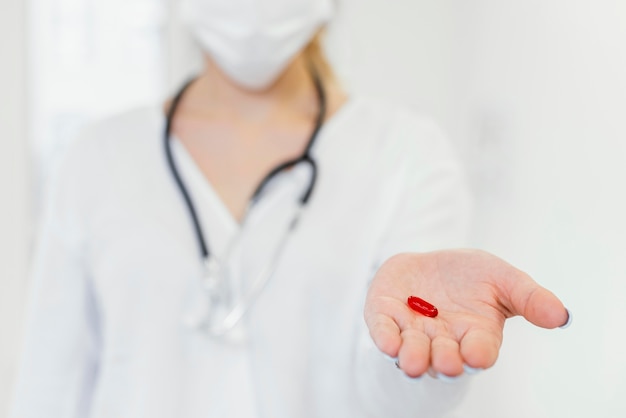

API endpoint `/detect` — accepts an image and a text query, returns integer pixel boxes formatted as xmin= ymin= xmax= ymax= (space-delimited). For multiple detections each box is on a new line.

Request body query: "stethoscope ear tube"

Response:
xmin=251 ymin=64 xmax=326 ymax=204
xmin=300 ymin=155 xmax=317 ymax=204
xmin=250 ymin=155 xmax=318 ymax=206
xmin=164 ymin=78 xmax=210 ymax=259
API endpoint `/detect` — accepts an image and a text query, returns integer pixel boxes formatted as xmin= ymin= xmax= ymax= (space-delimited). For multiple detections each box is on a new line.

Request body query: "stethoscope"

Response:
xmin=164 ymin=65 xmax=326 ymax=337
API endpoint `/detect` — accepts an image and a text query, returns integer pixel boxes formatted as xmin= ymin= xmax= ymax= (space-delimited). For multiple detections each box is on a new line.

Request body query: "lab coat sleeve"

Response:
xmin=374 ymin=111 xmax=472 ymax=259
xmin=354 ymin=111 xmax=472 ymax=417
xmin=10 ymin=142 xmax=100 ymax=418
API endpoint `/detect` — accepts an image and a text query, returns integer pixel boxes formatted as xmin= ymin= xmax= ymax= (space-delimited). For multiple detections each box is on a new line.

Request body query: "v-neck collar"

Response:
xmin=170 ymin=137 xmax=241 ymax=234
xmin=160 ymin=96 xmax=359 ymax=232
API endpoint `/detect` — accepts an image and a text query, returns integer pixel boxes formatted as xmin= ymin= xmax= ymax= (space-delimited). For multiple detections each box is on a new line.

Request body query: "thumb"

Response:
xmin=505 ymin=271 xmax=570 ymax=329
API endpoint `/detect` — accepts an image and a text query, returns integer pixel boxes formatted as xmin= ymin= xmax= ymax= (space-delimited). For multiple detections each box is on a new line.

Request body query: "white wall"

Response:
xmin=0 ymin=0 xmax=30 ymax=416
xmin=455 ymin=1 xmax=626 ymax=417
xmin=328 ymin=0 xmax=461 ymax=132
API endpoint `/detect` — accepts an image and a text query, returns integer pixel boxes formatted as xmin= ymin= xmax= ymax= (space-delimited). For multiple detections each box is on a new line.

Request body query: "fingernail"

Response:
xmin=463 ymin=364 xmax=483 ymax=375
xmin=559 ymin=308 xmax=573 ymax=329
xmin=402 ymin=373 xmax=423 ymax=384
xmin=436 ymin=372 xmax=461 ymax=383
xmin=383 ymin=353 xmax=398 ymax=364
xmin=394 ymin=360 xmax=424 ymax=383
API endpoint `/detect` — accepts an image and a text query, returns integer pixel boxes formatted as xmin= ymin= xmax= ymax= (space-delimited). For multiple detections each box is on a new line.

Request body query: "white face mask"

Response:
xmin=181 ymin=0 xmax=334 ymax=91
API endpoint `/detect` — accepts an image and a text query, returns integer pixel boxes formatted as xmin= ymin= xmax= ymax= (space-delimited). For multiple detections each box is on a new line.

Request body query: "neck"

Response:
xmin=189 ymin=54 xmax=319 ymax=121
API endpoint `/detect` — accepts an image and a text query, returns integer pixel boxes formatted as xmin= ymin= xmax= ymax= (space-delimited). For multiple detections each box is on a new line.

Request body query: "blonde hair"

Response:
xmin=303 ymin=31 xmax=335 ymax=84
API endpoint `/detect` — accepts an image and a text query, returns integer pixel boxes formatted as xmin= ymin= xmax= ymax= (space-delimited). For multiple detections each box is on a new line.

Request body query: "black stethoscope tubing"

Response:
xmin=164 ymin=66 xmax=327 ymax=261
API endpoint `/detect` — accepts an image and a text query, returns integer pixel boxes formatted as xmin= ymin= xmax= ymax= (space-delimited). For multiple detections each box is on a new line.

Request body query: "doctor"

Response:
xmin=11 ymin=0 xmax=569 ymax=417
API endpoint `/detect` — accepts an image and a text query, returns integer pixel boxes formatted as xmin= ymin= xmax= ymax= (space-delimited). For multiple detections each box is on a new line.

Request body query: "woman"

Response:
xmin=11 ymin=0 xmax=569 ymax=417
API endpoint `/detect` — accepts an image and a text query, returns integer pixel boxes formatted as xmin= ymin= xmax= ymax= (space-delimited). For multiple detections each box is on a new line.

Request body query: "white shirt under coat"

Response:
xmin=11 ymin=97 xmax=472 ymax=418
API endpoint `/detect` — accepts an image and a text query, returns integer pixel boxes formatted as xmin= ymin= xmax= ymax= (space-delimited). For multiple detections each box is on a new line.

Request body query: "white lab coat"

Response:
xmin=11 ymin=97 xmax=472 ymax=418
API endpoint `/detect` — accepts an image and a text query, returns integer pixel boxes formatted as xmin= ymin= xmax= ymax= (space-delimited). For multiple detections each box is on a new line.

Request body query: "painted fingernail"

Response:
xmin=436 ymin=372 xmax=461 ymax=383
xmin=463 ymin=364 xmax=483 ymax=375
xmin=394 ymin=360 xmax=423 ymax=383
xmin=402 ymin=373 xmax=423 ymax=384
xmin=559 ymin=308 xmax=573 ymax=329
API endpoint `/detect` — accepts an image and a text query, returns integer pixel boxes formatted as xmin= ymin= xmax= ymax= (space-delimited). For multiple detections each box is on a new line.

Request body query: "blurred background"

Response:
xmin=1 ymin=0 xmax=625 ymax=416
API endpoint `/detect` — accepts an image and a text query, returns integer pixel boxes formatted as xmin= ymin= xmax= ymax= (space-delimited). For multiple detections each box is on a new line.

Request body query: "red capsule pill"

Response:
xmin=407 ymin=296 xmax=438 ymax=318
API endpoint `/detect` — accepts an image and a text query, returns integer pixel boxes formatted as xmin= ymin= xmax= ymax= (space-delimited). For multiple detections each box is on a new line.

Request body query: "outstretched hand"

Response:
xmin=364 ymin=250 xmax=569 ymax=378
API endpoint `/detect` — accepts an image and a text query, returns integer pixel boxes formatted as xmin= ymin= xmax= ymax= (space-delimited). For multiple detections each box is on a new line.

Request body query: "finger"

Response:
xmin=430 ymin=335 xmax=464 ymax=377
xmin=365 ymin=313 xmax=402 ymax=357
xmin=460 ymin=328 xmax=502 ymax=369
xmin=397 ymin=328 xmax=431 ymax=377
xmin=506 ymin=271 xmax=569 ymax=329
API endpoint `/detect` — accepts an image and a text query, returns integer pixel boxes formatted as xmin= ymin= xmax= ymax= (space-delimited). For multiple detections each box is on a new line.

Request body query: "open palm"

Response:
xmin=364 ymin=250 xmax=569 ymax=378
